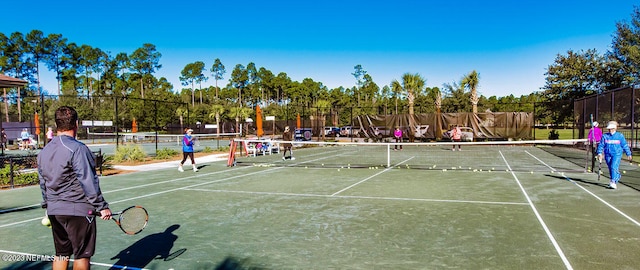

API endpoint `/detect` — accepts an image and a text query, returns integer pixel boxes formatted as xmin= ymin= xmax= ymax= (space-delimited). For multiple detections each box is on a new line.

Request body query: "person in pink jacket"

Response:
xmin=451 ymin=125 xmax=462 ymax=151
xmin=393 ymin=126 xmax=403 ymax=151
xmin=587 ymin=121 xmax=603 ymax=172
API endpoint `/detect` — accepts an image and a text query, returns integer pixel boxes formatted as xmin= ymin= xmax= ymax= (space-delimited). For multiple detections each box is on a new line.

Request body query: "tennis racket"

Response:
xmin=597 ymin=156 xmax=602 ymax=181
xmin=163 ymin=248 xmax=187 ymax=261
xmin=89 ymin=206 xmax=148 ymax=235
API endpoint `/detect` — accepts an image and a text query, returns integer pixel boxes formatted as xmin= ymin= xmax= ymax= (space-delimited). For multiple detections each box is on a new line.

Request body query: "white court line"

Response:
xmin=0 ymin=167 xmax=277 ymax=230
xmin=525 ymin=151 xmax=640 ymax=227
xmin=0 ymin=150 xmax=341 ymax=228
xmin=331 ymin=157 xmax=414 ymax=196
xmin=0 ymin=249 xmax=149 ymax=270
xmin=0 ymin=166 xmax=255 ymax=228
xmin=106 ymin=150 xmax=344 ymax=205
xmin=500 ymin=150 xmax=573 ymax=270
xmin=184 ymin=188 xmax=530 ymax=206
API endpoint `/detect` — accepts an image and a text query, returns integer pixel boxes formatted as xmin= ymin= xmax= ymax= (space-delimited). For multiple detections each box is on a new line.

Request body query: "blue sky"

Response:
xmin=1 ymin=0 xmax=637 ymax=97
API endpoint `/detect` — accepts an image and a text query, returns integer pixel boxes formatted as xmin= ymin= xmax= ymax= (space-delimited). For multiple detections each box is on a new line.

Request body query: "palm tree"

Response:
xmin=208 ymin=104 xmax=225 ymax=136
xmin=228 ymin=107 xmax=253 ymax=137
xmin=391 ymin=73 xmax=425 ymax=137
xmin=175 ymin=107 xmax=188 ymax=132
xmin=313 ymin=99 xmax=331 ymax=140
xmin=430 ymin=88 xmax=443 ymax=139
xmin=461 ymin=70 xmax=480 ymax=113
xmin=390 ymin=80 xmax=403 ymax=114
xmin=400 ymin=73 xmax=425 ymax=116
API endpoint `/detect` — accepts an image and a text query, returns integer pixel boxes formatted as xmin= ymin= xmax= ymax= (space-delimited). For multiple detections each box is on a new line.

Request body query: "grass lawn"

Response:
xmin=534 ymin=128 xmax=577 ymax=140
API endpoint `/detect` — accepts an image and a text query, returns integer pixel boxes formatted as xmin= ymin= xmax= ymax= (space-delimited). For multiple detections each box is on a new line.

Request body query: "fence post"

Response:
xmin=9 ymin=158 xmax=14 ymax=189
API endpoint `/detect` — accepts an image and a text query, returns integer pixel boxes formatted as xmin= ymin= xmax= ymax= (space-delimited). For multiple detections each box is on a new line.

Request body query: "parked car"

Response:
xmin=340 ymin=126 xmax=354 ymax=136
xmin=323 ymin=126 xmax=340 ymax=136
xmin=443 ymin=127 xmax=474 ymax=142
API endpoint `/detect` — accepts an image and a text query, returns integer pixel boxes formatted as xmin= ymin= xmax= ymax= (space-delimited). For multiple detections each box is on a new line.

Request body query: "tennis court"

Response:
xmin=1 ymin=140 xmax=640 ymax=269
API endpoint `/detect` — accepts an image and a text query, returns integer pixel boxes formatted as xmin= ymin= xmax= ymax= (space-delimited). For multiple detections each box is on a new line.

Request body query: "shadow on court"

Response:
xmin=544 ymin=173 xmax=611 ymax=189
xmin=109 ymin=224 xmax=184 ymax=269
xmin=0 ymin=205 xmax=40 ymax=215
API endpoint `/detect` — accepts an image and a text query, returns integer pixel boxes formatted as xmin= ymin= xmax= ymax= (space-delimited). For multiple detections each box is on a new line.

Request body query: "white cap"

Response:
xmin=606 ymin=121 xmax=618 ymax=129
xmin=592 ymin=121 xmax=598 ymax=127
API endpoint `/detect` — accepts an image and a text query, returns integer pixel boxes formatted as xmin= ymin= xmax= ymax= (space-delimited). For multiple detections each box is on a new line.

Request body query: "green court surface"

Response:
xmin=1 ymin=143 xmax=640 ymax=269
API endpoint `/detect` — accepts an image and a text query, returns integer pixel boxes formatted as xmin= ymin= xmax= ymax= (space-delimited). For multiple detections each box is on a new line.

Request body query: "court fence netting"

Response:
xmin=86 ymin=131 xmax=238 ymax=147
xmin=231 ymin=138 xmax=590 ymax=173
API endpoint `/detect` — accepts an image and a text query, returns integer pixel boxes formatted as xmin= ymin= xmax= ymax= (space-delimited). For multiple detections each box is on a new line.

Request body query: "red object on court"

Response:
xmin=227 ymin=140 xmax=237 ymax=167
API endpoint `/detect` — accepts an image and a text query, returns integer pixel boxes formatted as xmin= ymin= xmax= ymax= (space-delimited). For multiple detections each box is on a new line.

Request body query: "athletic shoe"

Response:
xmin=609 ymin=182 xmax=617 ymax=189
xmin=178 ymin=165 xmax=184 ymax=172
xmin=282 ymin=156 xmax=286 ymax=160
xmin=193 ymin=166 xmax=199 ymax=172
xmin=291 ymin=157 xmax=296 ymax=160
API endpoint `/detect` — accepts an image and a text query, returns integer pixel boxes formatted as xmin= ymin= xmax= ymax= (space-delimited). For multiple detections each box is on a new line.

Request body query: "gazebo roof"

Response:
xmin=0 ymin=73 xmax=28 ymax=88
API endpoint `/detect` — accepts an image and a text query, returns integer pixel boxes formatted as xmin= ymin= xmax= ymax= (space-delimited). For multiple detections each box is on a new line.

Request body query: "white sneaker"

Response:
xmin=610 ymin=182 xmax=617 ymax=189
xmin=193 ymin=166 xmax=198 ymax=172
xmin=282 ymin=156 xmax=286 ymax=160
xmin=291 ymin=157 xmax=296 ymax=160
xmin=178 ymin=166 xmax=184 ymax=172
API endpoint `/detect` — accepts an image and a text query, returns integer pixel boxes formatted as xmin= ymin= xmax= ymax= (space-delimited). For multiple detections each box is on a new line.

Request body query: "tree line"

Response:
xmin=1 ymin=6 xmax=639 ymax=130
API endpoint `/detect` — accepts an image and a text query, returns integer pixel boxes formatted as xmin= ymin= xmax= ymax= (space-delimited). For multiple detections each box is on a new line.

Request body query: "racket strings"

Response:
xmin=119 ymin=207 xmax=148 ymax=234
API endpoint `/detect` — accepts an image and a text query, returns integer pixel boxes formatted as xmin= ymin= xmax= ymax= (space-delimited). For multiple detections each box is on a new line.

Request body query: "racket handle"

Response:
xmin=88 ymin=210 xmax=101 ymax=216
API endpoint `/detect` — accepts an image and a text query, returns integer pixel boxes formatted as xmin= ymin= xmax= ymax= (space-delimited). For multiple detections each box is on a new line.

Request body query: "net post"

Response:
xmin=387 ymin=143 xmax=391 ymax=168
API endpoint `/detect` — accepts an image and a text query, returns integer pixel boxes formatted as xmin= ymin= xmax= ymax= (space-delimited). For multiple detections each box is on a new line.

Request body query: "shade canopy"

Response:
xmin=256 ymin=105 xmax=264 ymax=137
xmin=132 ymin=118 xmax=138 ymax=133
xmin=35 ymin=112 xmax=40 ymax=134
xmin=0 ymin=74 xmax=28 ymax=88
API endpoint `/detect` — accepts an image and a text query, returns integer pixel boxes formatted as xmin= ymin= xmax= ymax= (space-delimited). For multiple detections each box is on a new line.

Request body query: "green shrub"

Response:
xmin=113 ymin=144 xmax=147 ymax=163
xmin=203 ymin=146 xmax=214 ymax=153
xmin=13 ymin=171 xmax=38 ymax=186
xmin=0 ymin=164 xmax=39 ymax=187
xmin=155 ymin=148 xmax=179 ymax=160
xmin=100 ymin=155 xmax=114 ymax=170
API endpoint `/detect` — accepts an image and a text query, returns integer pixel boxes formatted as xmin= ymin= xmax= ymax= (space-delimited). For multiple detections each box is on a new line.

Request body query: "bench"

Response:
xmin=244 ymin=140 xmax=280 ymax=157
xmin=93 ymin=149 xmax=104 ymax=176
xmin=17 ymin=136 xmax=37 ymax=150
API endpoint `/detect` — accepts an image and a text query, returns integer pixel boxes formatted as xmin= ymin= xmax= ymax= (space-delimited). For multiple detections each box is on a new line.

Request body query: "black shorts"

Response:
xmin=50 ymin=215 xmax=97 ymax=259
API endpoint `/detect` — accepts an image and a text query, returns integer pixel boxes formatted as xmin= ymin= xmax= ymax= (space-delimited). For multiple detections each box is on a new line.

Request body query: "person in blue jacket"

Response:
xmin=597 ymin=121 xmax=632 ymax=189
xmin=179 ymin=128 xmax=198 ymax=172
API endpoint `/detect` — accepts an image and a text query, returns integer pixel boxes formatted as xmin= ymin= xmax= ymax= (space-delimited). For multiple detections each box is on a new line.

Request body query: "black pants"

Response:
xmin=181 ymin=152 xmax=195 ymax=165
xmin=395 ymin=137 xmax=402 ymax=150
xmin=591 ymin=143 xmax=598 ymax=172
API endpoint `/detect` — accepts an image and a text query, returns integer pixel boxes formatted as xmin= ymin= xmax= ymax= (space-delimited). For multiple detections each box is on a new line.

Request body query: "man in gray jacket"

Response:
xmin=39 ymin=106 xmax=112 ymax=270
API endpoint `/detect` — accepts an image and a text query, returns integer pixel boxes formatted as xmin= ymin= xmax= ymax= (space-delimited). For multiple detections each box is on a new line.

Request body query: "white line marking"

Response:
xmin=1 ymin=152 xmax=339 ymax=228
xmin=331 ymin=157 xmax=414 ymax=196
xmin=526 ymin=151 xmax=640 ymax=227
xmin=500 ymin=150 xmax=573 ymax=270
xmin=184 ymin=188 xmax=529 ymax=206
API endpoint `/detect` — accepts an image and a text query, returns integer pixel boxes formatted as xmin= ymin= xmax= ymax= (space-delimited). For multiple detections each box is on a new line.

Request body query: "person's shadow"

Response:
xmin=109 ymin=224 xmax=185 ymax=269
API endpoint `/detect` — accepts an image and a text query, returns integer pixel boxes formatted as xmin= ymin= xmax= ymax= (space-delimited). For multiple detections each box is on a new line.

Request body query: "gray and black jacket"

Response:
xmin=38 ymin=135 xmax=109 ymax=216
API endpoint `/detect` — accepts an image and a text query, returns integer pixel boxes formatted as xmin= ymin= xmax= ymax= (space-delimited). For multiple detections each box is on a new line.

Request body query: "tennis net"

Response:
xmin=233 ymin=139 xmax=590 ymax=173
xmin=86 ymin=132 xmax=238 ymax=147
